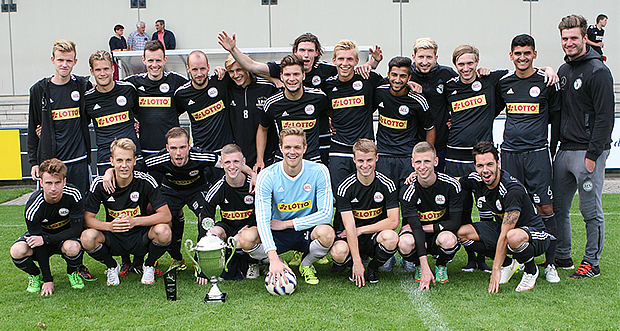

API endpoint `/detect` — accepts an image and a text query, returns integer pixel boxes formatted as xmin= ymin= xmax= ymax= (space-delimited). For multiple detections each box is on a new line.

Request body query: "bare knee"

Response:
xmin=506 ymin=229 xmax=528 ymax=249
xmin=239 ymin=228 xmax=260 ymax=251
xmin=80 ymin=229 xmax=103 ymax=251
xmin=61 ymin=240 xmax=82 ymax=257
xmin=312 ymin=224 xmax=335 ymax=246
xmin=151 ymin=224 xmax=172 ymax=244
xmin=398 ymin=234 xmax=415 ymax=255
xmin=378 ymin=230 xmax=399 ymax=250
xmin=330 ymin=241 xmax=350 ymax=263
xmin=10 ymin=241 xmax=32 ymax=259
xmin=437 ymin=231 xmax=458 ymax=249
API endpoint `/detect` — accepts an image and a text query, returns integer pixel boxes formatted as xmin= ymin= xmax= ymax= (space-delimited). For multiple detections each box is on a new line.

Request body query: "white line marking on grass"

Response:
xmin=0 ymin=224 xmax=24 ymax=227
xmin=400 ymin=278 xmax=451 ymax=331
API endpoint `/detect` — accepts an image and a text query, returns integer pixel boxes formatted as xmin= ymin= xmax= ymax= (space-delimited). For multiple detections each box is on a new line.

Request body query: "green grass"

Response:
xmin=0 ymin=187 xmax=33 ymax=204
xmin=1 ymin=195 xmax=619 ymax=330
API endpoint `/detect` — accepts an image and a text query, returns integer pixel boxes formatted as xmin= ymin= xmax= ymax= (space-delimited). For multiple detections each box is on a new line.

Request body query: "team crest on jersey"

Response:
xmin=303 ymin=183 xmax=312 ymax=192
xmin=256 ymin=96 xmax=267 ymax=110
xmin=574 ymin=78 xmax=582 ymax=90
xmin=436 ymin=84 xmax=444 ymax=94
xmin=352 ymin=81 xmax=363 ymax=91
xmin=202 ymin=217 xmax=215 ymax=230
xmin=435 ymin=195 xmax=445 ymax=205
xmin=71 ymin=91 xmax=80 ymax=101
xmin=59 ymin=208 xmax=69 ymax=217
xmin=244 ymin=195 xmax=254 ymax=205
xmin=398 ymin=105 xmax=409 ymax=116
xmin=312 ymin=75 xmax=321 ymax=86
xmin=208 ymin=87 xmax=219 ymax=98
xmin=496 ymin=199 xmax=502 ymax=211
xmin=529 ymin=86 xmax=541 ymax=98
xmin=471 ymin=81 xmax=482 ymax=92
xmin=305 ymin=104 xmax=315 ymax=115
xmin=374 ymin=192 xmax=384 ymax=203
xmin=583 ymin=180 xmax=593 ymax=192
xmin=116 ymin=95 xmax=127 ymax=106
xmin=160 ymin=83 xmax=170 ymax=93
xmin=130 ymin=191 xmax=140 ymax=202
xmin=189 ymin=170 xmax=199 ymax=176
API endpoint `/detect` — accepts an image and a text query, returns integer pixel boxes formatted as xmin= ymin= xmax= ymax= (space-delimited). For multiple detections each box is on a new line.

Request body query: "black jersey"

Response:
xmin=124 ymin=72 xmax=188 ymax=154
xmin=202 ymin=176 xmax=256 ymax=237
xmin=411 ymin=64 xmax=458 ymax=151
xmin=227 ymin=75 xmax=279 ymax=166
xmin=267 ymin=60 xmax=337 ymax=88
xmin=587 ymin=25 xmax=604 ymax=55
xmin=174 ymin=75 xmax=233 ymax=152
xmin=145 ymin=147 xmax=219 ymax=190
xmin=25 ymin=184 xmax=84 ymax=245
xmin=498 ymin=70 xmax=560 ymax=151
xmin=85 ymin=171 xmax=167 ymax=232
xmin=460 ymin=169 xmax=544 ymax=230
xmin=374 ymin=84 xmax=433 ymax=157
xmin=324 ymin=71 xmax=383 ymax=153
xmin=47 ymin=81 xmax=89 ymax=162
xmin=261 ymin=87 xmax=329 ymax=161
xmin=444 ymin=70 xmax=508 ymax=161
xmin=335 ymin=171 xmax=398 ymax=231
xmin=84 ymin=81 xmax=141 ymax=164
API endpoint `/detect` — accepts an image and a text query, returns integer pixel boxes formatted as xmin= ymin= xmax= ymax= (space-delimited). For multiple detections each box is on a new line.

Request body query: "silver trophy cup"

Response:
xmin=185 ymin=234 xmax=236 ymax=302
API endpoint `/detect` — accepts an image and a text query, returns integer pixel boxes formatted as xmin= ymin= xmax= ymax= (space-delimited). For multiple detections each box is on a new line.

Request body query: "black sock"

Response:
xmin=510 ymin=241 xmax=536 ymax=272
xmin=333 ymin=255 xmax=353 ymax=268
xmin=502 ymin=256 xmax=513 ymax=267
xmin=63 ymin=250 xmax=83 ymax=274
xmin=523 ymin=260 xmax=537 ymax=274
xmin=87 ymin=244 xmax=117 ymax=269
xmin=465 ymin=246 xmax=477 ymax=263
xmin=145 ymin=240 xmax=169 ymax=267
xmin=437 ymin=244 xmax=459 ymax=266
xmin=13 ymin=256 xmax=40 ymax=276
xmin=121 ymin=254 xmax=132 ymax=265
xmin=400 ymin=250 xmax=420 ymax=265
xmin=368 ymin=244 xmax=397 ymax=270
xmin=543 ymin=214 xmax=557 ymax=264
xmin=168 ymin=214 xmax=184 ymax=260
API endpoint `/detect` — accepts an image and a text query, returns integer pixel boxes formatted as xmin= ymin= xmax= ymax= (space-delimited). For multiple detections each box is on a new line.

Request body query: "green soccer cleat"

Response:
xmin=299 ymin=265 xmax=319 ymax=285
xmin=414 ymin=265 xmax=422 ymax=282
xmin=67 ymin=271 xmax=85 ymax=289
xmin=27 ymin=273 xmax=43 ymax=293
xmin=316 ymin=256 xmax=330 ymax=265
xmin=168 ymin=258 xmax=187 ymax=272
xmin=435 ymin=265 xmax=449 ymax=284
xmin=289 ymin=251 xmax=303 ymax=266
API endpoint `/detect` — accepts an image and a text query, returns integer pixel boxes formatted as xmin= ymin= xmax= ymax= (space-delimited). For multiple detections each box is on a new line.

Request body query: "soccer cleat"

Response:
xmin=67 ymin=271 xmax=85 ymax=289
xmin=316 ymin=256 xmax=331 ymax=265
xmin=168 ymin=258 xmax=187 ymax=272
xmin=141 ymin=264 xmax=156 ymax=284
xmin=246 ymin=263 xmax=260 ymax=279
xmin=476 ymin=255 xmax=492 ymax=273
xmin=414 ymin=265 xmax=422 ymax=282
xmin=299 ymin=265 xmax=319 ymax=285
xmin=118 ymin=262 xmax=132 ymax=277
xmin=499 ymin=259 xmax=521 ymax=284
xmin=379 ymin=256 xmax=396 ymax=272
xmin=435 ymin=265 xmax=449 ymax=284
xmin=289 ymin=251 xmax=303 ymax=267
xmin=570 ymin=261 xmax=600 ymax=279
xmin=367 ymin=267 xmax=379 ymax=284
xmin=515 ymin=267 xmax=539 ymax=292
xmin=544 ymin=264 xmax=561 ymax=283
xmin=105 ymin=262 xmax=121 ymax=286
xmin=26 ymin=273 xmax=43 ymax=293
xmin=402 ymin=259 xmax=416 ymax=273
xmin=555 ymin=257 xmax=575 ymax=270
xmin=461 ymin=260 xmax=477 ymax=272
xmin=76 ymin=265 xmax=97 ymax=281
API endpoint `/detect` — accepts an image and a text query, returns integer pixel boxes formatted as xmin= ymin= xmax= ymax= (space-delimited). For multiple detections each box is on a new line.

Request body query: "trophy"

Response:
xmin=185 ymin=234 xmax=236 ymax=303
xmin=163 ymin=267 xmax=177 ymax=301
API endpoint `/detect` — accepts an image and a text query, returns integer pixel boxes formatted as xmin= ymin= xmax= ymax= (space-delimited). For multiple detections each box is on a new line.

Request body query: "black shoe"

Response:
xmin=555 ymin=257 xmax=575 ymax=270
xmin=462 ymin=260 xmax=477 ymax=272
xmin=77 ymin=265 xmax=97 ymax=281
xmin=570 ymin=261 xmax=600 ymax=279
xmin=476 ymin=257 xmax=492 ymax=273
xmin=367 ymin=267 xmax=379 ymax=284
xmin=330 ymin=263 xmax=346 ymax=273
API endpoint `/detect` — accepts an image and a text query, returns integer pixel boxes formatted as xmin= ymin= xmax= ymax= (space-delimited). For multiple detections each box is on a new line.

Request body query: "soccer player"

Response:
xmin=84 ymin=50 xmax=142 ymax=175
xmin=586 ymin=14 xmax=607 ymax=58
xmin=399 ymin=142 xmax=462 ymax=289
xmin=554 ymin=15 xmax=614 ymax=278
xmin=458 ymin=142 xmax=552 ymax=292
xmin=81 ymin=138 xmax=172 ymax=286
xmin=497 ymin=34 xmax=561 ymax=283
xmin=237 ymin=127 xmax=334 ymax=285
xmin=330 ymin=139 xmax=399 ymax=286
xmin=258 ymin=54 xmax=329 ymax=168
xmin=10 ymin=158 xmax=86 ymax=295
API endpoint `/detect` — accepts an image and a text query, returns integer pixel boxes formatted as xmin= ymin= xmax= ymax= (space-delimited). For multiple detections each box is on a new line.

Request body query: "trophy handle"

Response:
xmin=223 ymin=237 xmax=237 ymax=273
xmin=185 ymin=239 xmax=201 ymax=274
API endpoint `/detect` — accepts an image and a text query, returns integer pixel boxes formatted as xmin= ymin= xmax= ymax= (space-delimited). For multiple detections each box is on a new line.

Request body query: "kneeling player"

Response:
xmin=81 ymin=138 xmax=172 ymax=286
xmin=238 ymin=127 xmax=334 ymax=285
xmin=458 ymin=142 xmax=551 ymax=292
xmin=399 ymin=142 xmax=462 ymax=289
xmin=10 ymin=159 xmax=86 ymax=295
xmin=330 ymin=139 xmax=399 ymax=286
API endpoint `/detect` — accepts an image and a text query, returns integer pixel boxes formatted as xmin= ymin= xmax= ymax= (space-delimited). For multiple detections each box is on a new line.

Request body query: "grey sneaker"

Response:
xmin=246 ymin=263 xmax=260 ymax=279
xmin=402 ymin=259 xmax=416 ymax=273
xmin=379 ymin=256 xmax=396 ymax=272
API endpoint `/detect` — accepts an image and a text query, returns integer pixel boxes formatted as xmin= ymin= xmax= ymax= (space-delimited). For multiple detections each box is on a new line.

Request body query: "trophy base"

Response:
xmin=204 ymin=292 xmax=227 ymax=303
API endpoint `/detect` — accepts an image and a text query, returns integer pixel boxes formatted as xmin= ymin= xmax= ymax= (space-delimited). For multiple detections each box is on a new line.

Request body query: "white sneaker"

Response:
xmin=246 ymin=263 xmax=260 ymax=279
xmin=141 ymin=264 xmax=156 ymax=284
xmin=544 ymin=264 xmax=561 ymax=283
xmin=105 ymin=261 xmax=120 ymax=286
xmin=515 ymin=267 xmax=539 ymax=292
xmin=499 ymin=259 xmax=521 ymax=284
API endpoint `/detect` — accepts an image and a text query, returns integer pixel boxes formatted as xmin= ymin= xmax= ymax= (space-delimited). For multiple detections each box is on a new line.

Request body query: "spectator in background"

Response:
xmin=586 ymin=14 xmax=608 ymax=60
xmin=127 ymin=21 xmax=149 ymax=51
xmin=109 ymin=24 xmax=128 ymax=80
xmin=152 ymin=19 xmax=176 ymax=50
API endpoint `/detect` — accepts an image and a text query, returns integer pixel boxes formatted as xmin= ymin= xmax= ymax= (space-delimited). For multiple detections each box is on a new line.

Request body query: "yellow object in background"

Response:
xmin=0 ymin=129 xmax=22 ymax=180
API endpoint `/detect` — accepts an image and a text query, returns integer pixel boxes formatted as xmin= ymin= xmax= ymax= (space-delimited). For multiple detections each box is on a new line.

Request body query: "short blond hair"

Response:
xmin=279 ymin=127 xmax=306 ymax=146
xmin=110 ymin=138 xmax=136 ymax=156
xmin=89 ymin=50 xmax=113 ymax=68
xmin=412 ymin=141 xmax=436 ymax=157
xmin=413 ymin=37 xmax=438 ymax=55
xmin=452 ymin=45 xmax=479 ymax=65
xmin=224 ymin=54 xmax=237 ymax=71
xmin=333 ymin=39 xmax=358 ymax=59
xmin=353 ymin=138 xmax=377 ymax=156
xmin=52 ymin=39 xmax=76 ymax=58
xmin=221 ymin=143 xmax=243 ymax=156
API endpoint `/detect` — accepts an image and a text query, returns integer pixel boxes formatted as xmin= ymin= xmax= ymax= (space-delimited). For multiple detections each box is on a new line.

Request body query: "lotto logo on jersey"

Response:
xmin=169 ymin=177 xmax=199 ymax=185
xmin=191 ymin=100 xmax=225 ymax=121
xmin=353 ymin=207 xmax=383 ymax=219
xmin=139 ymin=97 xmax=171 ymax=107
xmin=282 ymin=119 xmax=316 ymax=130
xmin=96 ymin=111 xmax=130 ymax=127
xmin=51 ymin=107 xmax=80 ymax=121
xmin=108 ymin=206 xmax=142 ymax=219
xmin=332 ymin=96 xmax=365 ymax=109
xmin=451 ymin=95 xmax=487 ymax=112
xmin=221 ymin=209 xmax=253 ymax=220
xmin=506 ymin=103 xmax=539 ymax=114
xmin=418 ymin=209 xmax=446 ymax=222
xmin=42 ymin=218 xmax=70 ymax=230
xmin=278 ymin=200 xmax=312 ymax=212
xmin=379 ymin=115 xmax=407 ymax=129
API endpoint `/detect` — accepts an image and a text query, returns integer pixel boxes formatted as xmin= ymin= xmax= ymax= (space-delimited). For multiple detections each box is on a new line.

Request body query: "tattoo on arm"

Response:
xmin=502 ymin=210 xmax=520 ymax=225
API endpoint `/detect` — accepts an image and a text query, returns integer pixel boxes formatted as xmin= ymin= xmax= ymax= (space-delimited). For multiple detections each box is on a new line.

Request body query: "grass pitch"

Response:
xmin=1 ymin=194 xmax=619 ymax=330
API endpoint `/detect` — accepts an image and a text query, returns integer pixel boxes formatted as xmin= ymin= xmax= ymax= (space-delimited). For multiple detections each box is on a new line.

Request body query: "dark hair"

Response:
xmin=558 ymin=14 xmax=588 ymax=37
xmin=155 ymin=19 xmax=165 ymax=26
xmin=292 ymin=33 xmax=323 ymax=61
xmin=596 ymin=14 xmax=608 ymax=24
xmin=280 ymin=54 xmax=304 ymax=72
xmin=144 ymin=40 xmax=165 ymax=57
xmin=511 ymin=34 xmax=535 ymax=52
xmin=388 ymin=56 xmax=413 ymax=75
xmin=114 ymin=24 xmax=124 ymax=32
xmin=472 ymin=141 xmax=499 ymax=161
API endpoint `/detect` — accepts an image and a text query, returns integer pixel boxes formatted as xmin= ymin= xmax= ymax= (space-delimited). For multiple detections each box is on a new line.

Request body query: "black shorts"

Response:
xmin=103 ymin=226 xmax=151 ymax=256
xmin=398 ymin=230 xmax=443 ymax=256
xmin=444 ymin=159 xmax=475 ymax=178
xmin=65 ymin=159 xmax=91 ymax=196
xmin=376 ymin=155 xmax=413 ymax=190
xmin=214 ymin=221 xmax=256 ymax=239
xmin=16 ymin=232 xmax=79 ymax=256
xmin=335 ymin=232 xmax=379 ymax=257
xmin=473 ymin=221 xmax=550 ymax=257
xmin=163 ymin=186 xmax=206 ymax=216
xmin=501 ymin=148 xmax=553 ymax=205
xmin=272 ymin=227 xmax=321 ymax=254
xmin=328 ymin=153 xmax=355 ymax=194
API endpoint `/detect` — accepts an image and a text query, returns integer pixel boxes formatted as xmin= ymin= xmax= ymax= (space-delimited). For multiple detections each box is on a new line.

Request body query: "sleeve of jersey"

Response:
xmin=255 ymin=169 xmax=277 ymax=252
xmin=439 ymin=182 xmax=462 ymax=233
xmin=335 ymin=183 xmax=352 ymax=213
xmin=84 ymin=182 xmax=103 ymax=214
xmin=503 ymin=186 xmax=525 ymax=214
xmin=292 ymin=166 xmax=334 ymax=231
xmin=148 ymin=183 xmax=168 ymax=211
xmin=586 ymin=68 xmax=615 ymax=161
xmin=370 ymin=71 xmax=384 ymax=88
xmin=27 ymin=85 xmax=42 ymax=165
xmin=267 ymin=62 xmax=281 ymax=79
xmin=385 ymin=184 xmax=400 ymax=210
xmin=459 ymin=176 xmax=474 ymax=223
xmin=258 ymin=104 xmax=273 ymax=127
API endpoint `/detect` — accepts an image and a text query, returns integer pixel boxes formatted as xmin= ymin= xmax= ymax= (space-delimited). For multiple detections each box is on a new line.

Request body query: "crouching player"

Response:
xmin=330 ymin=139 xmax=399 ymax=286
xmin=238 ymin=127 xmax=334 ymax=285
xmin=81 ymin=138 xmax=172 ymax=286
xmin=399 ymin=142 xmax=462 ymax=289
xmin=458 ymin=142 xmax=551 ymax=292
xmin=197 ymin=144 xmax=258 ymax=284
xmin=11 ymin=158 xmax=86 ymax=295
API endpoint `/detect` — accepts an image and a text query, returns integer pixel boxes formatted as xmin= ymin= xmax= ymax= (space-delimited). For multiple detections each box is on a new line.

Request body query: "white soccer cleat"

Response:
xmin=544 ymin=264 xmax=561 ymax=283
xmin=515 ymin=267 xmax=539 ymax=292
xmin=499 ymin=259 xmax=521 ymax=284
xmin=105 ymin=261 xmax=121 ymax=286
xmin=246 ymin=264 xmax=260 ymax=279
xmin=141 ymin=264 xmax=156 ymax=285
